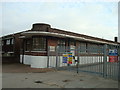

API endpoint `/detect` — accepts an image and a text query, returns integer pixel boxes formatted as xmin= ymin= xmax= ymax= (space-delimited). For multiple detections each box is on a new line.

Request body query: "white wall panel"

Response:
xmin=21 ymin=55 xmax=109 ymax=68
xmin=30 ymin=56 xmax=47 ymax=68
xmin=23 ymin=55 xmax=31 ymax=65
xmin=20 ymin=55 xmax=22 ymax=63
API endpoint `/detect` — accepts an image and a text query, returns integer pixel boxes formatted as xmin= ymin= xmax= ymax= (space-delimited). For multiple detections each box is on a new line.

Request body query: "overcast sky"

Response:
xmin=1 ymin=1 xmax=118 ymax=41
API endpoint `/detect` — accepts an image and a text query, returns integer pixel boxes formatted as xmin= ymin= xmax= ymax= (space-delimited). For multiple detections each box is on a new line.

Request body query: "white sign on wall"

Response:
xmin=50 ymin=46 xmax=55 ymax=52
xmin=70 ymin=45 xmax=75 ymax=56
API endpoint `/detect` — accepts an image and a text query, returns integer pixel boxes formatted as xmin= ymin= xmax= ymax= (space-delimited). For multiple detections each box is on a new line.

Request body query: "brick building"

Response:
xmin=1 ymin=23 xmax=119 ymax=68
xmin=1 ymin=32 xmax=21 ymax=63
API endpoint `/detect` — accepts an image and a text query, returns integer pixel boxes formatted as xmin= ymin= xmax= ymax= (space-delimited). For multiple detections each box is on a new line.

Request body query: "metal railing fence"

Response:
xmin=47 ymin=44 xmax=120 ymax=80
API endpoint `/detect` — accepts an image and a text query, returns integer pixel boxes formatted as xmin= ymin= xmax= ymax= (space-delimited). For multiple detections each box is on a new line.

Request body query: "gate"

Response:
xmin=47 ymin=44 xmax=120 ymax=80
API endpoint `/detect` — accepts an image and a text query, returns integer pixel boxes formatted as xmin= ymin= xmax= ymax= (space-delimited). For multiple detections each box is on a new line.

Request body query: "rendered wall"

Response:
xmin=49 ymin=56 xmax=107 ymax=67
xmin=23 ymin=55 xmax=31 ymax=65
xmin=30 ymin=56 xmax=47 ymax=68
xmin=20 ymin=55 xmax=47 ymax=68
xmin=20 ymin=55 xmax=22 ymax=63
xmin=20 ymin=55 xmax=109 ymax=68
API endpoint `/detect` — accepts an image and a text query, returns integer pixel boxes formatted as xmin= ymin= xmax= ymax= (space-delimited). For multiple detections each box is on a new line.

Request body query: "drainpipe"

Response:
xmin=22 ymin=39 xmax=25 ymax=64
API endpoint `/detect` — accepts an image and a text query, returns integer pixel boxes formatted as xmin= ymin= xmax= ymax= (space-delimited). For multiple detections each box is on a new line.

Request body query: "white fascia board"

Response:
xmin=21 ymin=31 xmax=85 ymax=40
xmin=8 ymin=52 xmax=14 ymax=53
xmin=19 ymin=36 xmax=26 ymax=39
xmin=20 ymin=31 xmax=117 ymax=45
xmin=2 ymin=37 xmax=14 ymax=40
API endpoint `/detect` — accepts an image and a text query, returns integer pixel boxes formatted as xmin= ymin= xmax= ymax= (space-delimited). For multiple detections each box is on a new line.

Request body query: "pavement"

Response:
xmin=2 ymin=71 xmax=118 ymax=88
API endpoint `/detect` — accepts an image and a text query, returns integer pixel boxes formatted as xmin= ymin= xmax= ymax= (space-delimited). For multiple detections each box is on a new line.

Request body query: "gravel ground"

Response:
xmin=2 ymin=63 xmax=55 ymax=73
xmin=2 ymin=71 xmax=118 ymax=88
xmin=1 ymin=63 xmax=119 ymax=88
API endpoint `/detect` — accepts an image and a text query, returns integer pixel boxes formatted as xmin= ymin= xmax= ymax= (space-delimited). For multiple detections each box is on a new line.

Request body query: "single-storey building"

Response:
xmin=1 ymin=23 xmax=119 ymax=68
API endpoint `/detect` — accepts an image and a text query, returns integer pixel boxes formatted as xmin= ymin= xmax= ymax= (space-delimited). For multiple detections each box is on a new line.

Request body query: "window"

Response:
xmin=6 ymin=39 xmax=10 ymax=45
xmin=3 ymin=40 xmax=6 ymax=45
xmin=87 ymin=43 xmax=97 ymax=53
xmin=98 ymin=45 xmax=104 ymax=54
xmin=11 ymin=38 xmax=14 ymax=44
xmin=0 ymin=40 xmax=3 ymax=46
xmin=70 ymin=41 xmax=75 ymax=46
xmin=26 ymin=40 xmax=31 ymax=51
xmin=33 ymin=37 xmax=46 ymax=51
xmin=58 ymin=39 xmax=65 ymax=46
xmin=58 ymin=39 xmax=66 ymax=52
xmin=79 ymin=42 xmax=87 ymax=53
xmin=87 ymin=43 xmax=104 ymax=54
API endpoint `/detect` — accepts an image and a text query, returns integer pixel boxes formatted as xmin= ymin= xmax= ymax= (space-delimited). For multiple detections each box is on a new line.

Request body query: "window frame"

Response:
xmin=10 ymin=38 xmax=14 ymax=45
xmin=58 ymin=39 xmax=66 ymax=47
xmin=6 ymin=39 xmax=10 ymax=45
xmin=25 ymin=39 xmax=31 ymax=51
xmin=32 ymin=36 xmax=47 ymax=51
xmin=79 ymin=42 xmax=87 ymax=53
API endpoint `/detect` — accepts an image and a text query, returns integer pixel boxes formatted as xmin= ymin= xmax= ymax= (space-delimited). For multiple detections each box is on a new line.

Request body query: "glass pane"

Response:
xmin=32 ymin=37 xmax=46 ymax=51
xmin=26 ymin=40 xmax=31 ymax=51
xmin=6 ymin=39 xmax=10 ymax=45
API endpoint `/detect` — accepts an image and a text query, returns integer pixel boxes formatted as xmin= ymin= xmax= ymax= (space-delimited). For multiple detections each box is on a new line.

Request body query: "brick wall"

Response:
xmin=24 ymin=52 xmax=47 ymax=56
xmin=47 ymin=37 xmax=58 ymax=46
xmin=2 ymin=33 xmax=21 ymax=63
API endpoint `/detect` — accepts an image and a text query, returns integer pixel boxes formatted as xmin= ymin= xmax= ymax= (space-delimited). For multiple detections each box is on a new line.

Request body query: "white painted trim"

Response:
xmin=8 ymin=52 xmax=14 ymax=53
xmin=25 ymin=51 xmax=30 ymax=52
xmin=31 ymin=51 xmax=47 ymax=53
xmin=25 ymin=51 xmax=47 ymax=53
xmin=20 ymin=31 xmax=118 ymax=45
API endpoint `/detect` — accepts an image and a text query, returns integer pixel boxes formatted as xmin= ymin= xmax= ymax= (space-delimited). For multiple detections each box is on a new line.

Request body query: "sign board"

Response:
xmin=68 ymin=52 xmax=73 ymax=64
xmin=109 ymin=56 xmax=118 ymax=62
xmin=70 ymin=45 xmax=75 ymax=56
xmin=50 ymin=46 xmax=55 ymax=52
xmin=109 ymin=49 xmax=118 ymax=56
xmin=62 ymin=52 xmax=73 ymax=64
xmin=63 ymin=54 xmax=67 ymax=63
xmin=109 ymin=49 xmax=118 ymax=62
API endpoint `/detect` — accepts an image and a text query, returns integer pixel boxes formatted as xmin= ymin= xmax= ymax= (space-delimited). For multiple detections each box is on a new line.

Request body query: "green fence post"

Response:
xmin=47 ymin=46 xmax=50 ymax=68
xmin=118 ymin=44 xmax=120 ymax=87
xmin=56 ymin=46 xmax=58 ymax=69
xmin=77 ymin=46 xmax=80 ymax=74
xmin=103 ymin=44 xmax=108 ymax=78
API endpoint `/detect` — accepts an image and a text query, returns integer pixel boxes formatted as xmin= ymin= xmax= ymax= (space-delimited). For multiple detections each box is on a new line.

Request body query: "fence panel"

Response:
xmin=47 ymin=44 xmax=120 ymax=80
xmin=105 ymin=44 xmax=120 ymax=80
